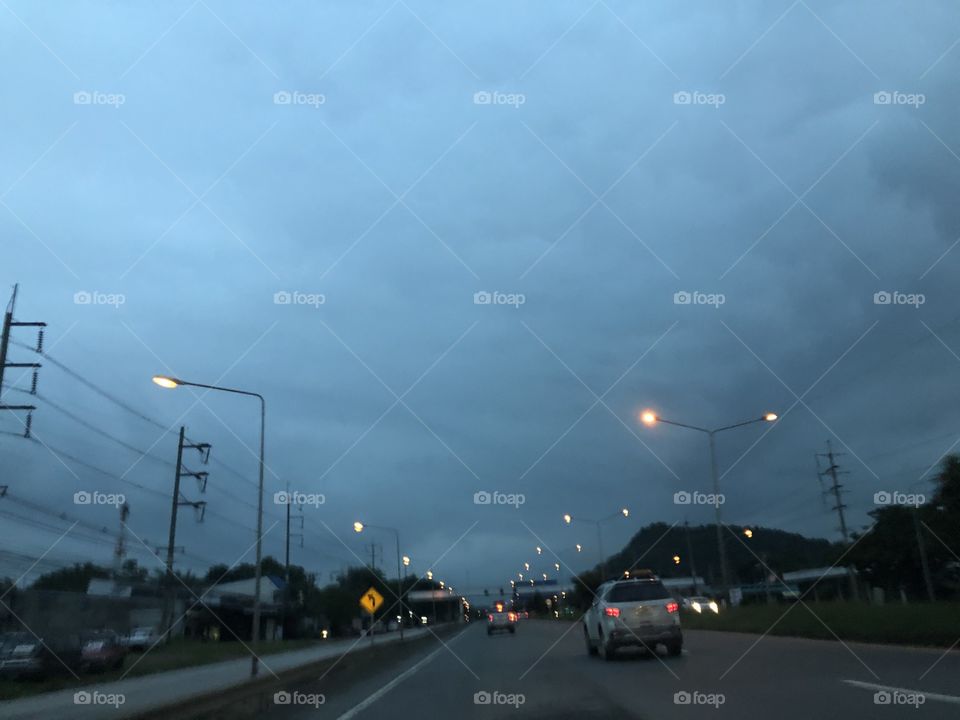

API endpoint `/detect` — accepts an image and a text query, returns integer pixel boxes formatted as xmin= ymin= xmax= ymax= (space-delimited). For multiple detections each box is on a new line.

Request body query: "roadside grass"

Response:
xmin=681 ymin=601 xmax=960 ymax=647
xmin=0 ymin=637 xmax=322 ymax=700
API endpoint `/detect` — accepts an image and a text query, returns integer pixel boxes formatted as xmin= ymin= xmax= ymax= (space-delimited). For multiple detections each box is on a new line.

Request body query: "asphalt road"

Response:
xmin=268 ymin=620 xmax=960 ymax=719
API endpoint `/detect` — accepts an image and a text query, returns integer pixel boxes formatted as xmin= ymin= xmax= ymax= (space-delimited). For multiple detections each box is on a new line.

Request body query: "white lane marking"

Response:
xmin=843 ymin=679 xmax=960 ymax=705
xmin=337 ymin=627 xmax=470 ymax=720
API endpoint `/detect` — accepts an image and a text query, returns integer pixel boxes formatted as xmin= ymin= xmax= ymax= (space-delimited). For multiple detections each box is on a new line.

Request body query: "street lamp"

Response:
xmin=353 ymin=520 xmax=405 ymax=640
xmin=402 ymin=555 xmax=410 ymax=567
xmin=152 ymin=374 xmax=266 ymax=678
xmin=562 ymin=507 xmax=631 ymax=578
xmin=640 ymin=408 xmax=777 ymax=592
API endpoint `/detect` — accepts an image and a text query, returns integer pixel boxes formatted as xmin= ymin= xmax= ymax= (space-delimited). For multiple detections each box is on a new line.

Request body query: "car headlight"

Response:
xmin=709 ymin=601 xmax=719 ymax=613
xmin=691 ymin=602 xmax=702 ymax=613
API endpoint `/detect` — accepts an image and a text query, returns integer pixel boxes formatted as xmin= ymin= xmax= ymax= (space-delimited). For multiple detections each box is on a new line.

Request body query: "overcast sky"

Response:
xmin=3 ymin=0 xmax=960 ymax=595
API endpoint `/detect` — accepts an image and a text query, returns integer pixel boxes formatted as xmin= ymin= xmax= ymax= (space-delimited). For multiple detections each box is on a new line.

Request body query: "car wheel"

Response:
xmin=584 ymin=626 xmax=598 ymax=656
xmin=666 ymin=638 xmax=683 ymax=657
xmin=509 ymin=626 xmax=515 ymax=634
xmin=487 ymin=628 xmax=492 ymax=635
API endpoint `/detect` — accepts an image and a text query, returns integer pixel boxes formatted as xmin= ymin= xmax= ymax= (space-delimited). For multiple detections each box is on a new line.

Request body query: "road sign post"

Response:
xmin=360 ymin=587 xmax=384 ymax=646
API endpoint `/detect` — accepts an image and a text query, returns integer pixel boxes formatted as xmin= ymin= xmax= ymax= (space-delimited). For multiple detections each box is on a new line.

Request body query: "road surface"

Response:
xmin=267 ymin=619 xmax=960 ymax=719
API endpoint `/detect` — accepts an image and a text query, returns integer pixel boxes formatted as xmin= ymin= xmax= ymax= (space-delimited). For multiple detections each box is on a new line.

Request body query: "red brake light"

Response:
xmin=603 ymin=607 xmax=620 ymax=617
xmin=487 ymin=614 xmax=493 ymax=622
xmin=508 ymin=612 xmax=517 ymax=621
xmin=666 ymin=601 xmax=679 ymax=613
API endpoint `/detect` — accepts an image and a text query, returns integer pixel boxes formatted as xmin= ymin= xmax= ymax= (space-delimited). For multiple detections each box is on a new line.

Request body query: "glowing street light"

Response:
xmin=639 ymin=407 xmax=778 ymax=590
xmin=562 ymin=508 xmax=631 ymax=577
xmin=402 ymin=555 xmax=411 ymax=567
xmin=152 ymin=373 xmax=266 ymax=677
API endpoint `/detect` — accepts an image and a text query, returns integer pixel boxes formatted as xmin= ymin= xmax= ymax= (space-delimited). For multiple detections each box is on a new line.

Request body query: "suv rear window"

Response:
xmin=606 ymin=581 xmax=670 ymax=602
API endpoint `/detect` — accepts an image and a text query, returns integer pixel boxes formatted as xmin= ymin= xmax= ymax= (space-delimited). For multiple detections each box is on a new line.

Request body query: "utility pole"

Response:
xmin=684 ymin=520 xmax=700 ymax=595
xmin=912 ymin=509 xmax=936 ymax=602
xmin=162 ymin=427 xmax=210 ymax=640
xmin=0 ymin=284 xmax=46 ymax=436
xmin=818 ymin=440 xmax=858 ymax=600
xmin=282 ymin=490 xmax=303 ymax=640
xmin=113 ymin=502 xmax=130 ymax=586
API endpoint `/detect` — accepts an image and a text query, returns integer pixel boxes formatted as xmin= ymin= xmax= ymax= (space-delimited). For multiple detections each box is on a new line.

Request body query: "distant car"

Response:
xmin=122 ymin=626 xmax=160 ymax=652
xmin=682 ymin=596 xmax=719 ymax=614
xmin=0 ymin=632 xmax=83 ymax=680
xmin=583 ymin=574 xmax=682 ymax=660
xmin=487 ymin=609 xmax=517 ymax=635
xmin=81 ymin=631 xmax=127 ymax=672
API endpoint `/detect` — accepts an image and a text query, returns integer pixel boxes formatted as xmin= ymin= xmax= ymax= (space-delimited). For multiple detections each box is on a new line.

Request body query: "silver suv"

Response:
xmin=583 ymin=574 xmax=682 ymax=660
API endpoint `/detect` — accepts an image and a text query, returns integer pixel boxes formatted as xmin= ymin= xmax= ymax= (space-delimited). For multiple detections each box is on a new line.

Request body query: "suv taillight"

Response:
xmin=487 ymin=614 xmax=493 ymax=622
xmin=666 ymin=602 xmax=679 ymax=613
xmin=604 ymin=607 xmax=620 ymax=617
xmin=508 ymin=612 xmax=517 ymax=621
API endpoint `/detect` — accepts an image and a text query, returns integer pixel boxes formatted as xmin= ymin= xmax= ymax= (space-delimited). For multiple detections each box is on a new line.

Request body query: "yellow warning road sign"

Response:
xmin=360 ymin=587 xmax=384 ymax=614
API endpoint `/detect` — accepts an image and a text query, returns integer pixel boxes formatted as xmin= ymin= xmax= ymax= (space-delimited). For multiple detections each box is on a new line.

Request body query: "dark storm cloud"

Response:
xmin=3 ymin=0 xmax=960 ymax=593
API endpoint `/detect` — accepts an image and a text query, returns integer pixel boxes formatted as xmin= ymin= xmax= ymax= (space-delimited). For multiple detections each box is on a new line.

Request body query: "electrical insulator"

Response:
xmin=30 ymin=370 xmax=38 ymax=394
xmin=24 ymin=412 xmax=32 ymax=438
xmin=35 ymin=328 xmax=44 ymax=354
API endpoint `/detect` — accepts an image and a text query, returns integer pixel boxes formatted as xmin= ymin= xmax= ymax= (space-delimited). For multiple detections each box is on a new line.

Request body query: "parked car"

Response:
xmin=0 ymin=632 xmax=84 ymax=680
xmin=583 ymin=573 xmax=682 ymax=660
xmin=122 ymin=626 xmax=160 ymax=652
xmin=80 ymin=631 xmax=127 ymax=672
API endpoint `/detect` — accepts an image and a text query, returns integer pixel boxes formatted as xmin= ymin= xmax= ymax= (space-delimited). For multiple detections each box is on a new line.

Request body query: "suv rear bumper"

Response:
xmin=607 ymin=626 xmax=681 ymax=647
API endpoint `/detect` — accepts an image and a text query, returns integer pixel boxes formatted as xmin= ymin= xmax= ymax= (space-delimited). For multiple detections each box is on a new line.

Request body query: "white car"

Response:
xmin=122 ymin=627 xmax=160 ymax=652
xmin=583 ymin=574 xmax=682 ymax=660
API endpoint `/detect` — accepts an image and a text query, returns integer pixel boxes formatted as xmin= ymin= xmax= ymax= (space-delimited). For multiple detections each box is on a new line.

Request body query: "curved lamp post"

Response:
xmin=152 ymin=374 xmax=266 ymax=678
